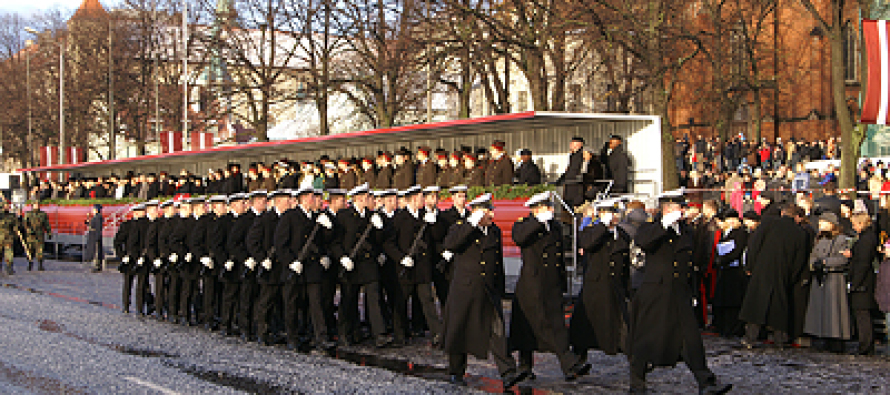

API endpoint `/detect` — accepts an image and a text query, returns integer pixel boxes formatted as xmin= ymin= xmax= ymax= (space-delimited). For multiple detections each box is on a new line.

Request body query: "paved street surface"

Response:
xmin=0 ymin=259 xmax=889 ymax=394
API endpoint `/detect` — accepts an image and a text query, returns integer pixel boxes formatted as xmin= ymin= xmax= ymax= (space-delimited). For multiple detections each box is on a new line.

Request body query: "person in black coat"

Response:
xmin=555 ymin=137 xmax=586 ymax=208
xmin=166 ymin=200 xmax=191 ymax=324
xmin=114 ymin=206 xmax=141 ymax=313
xmin=628 ymin=193 xmax=731 ymax=394
xmin=422 ymin=186 xmax=452 ymax=306
xmin=250 ymin=191 xmax=289 ymax=346
xmin=382 ymin=186 xmax=442 ymax=346
xmin=739 ymin=205 xmax=809 ymax=348
xmin=217 ymin=194 xmax=248 ymax=336
xmin=712 ymin=209 xmax=748 ymax=338
xmin=440 ymin=194 xmax=528 ymax=389
xmin=571 ymin=201 xmax=630 ymax=358
xmin=515 ymin=149 xmax=542 ymax=185
xmin=180 ymin=198 xmax=209 ymax=326
xmin=133 ymin=203 xmax=157 ymax=317
xmin=603 ymin=135 xmax=631 ymax=194
xmin=844 ymin=214 xmax=879 ymax=355
xmin=511 ymin=192 xmax=590 ymax=381
xmin=201 ymin=196 xmax=230 ymax=330
xmin=237 ymin=192 xmax=265 ymax=340
xmin=335 ymin=185 xmax=389 ymax=347
xmin=85 ymin=204 xmax=104 ymax=272
xmin=154 ymin=201 xmax=177 ymax=321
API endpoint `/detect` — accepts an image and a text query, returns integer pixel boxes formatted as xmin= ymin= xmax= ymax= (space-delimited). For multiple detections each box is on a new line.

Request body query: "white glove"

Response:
xmin=468 ymin=210 xmax=485 ymax=227
xmin=401 ymin=256 xmax=414 ymax=268
xmin=261 ymin=258 xmax=272 ymax=271
xmin=601 ymin=212 xmax=613 ymax=226
xmin=340 ymin=256 xmax=354 ymax=271
xmin=442 ymin=250 xmax=454 ymax=262
xmin=370 ymin=213 xmax=384 ymax=229
xmin=378 ymin=254 xmax=386 ymax=266
xmin=185 ymin=253 xmax=193 ymax=262
xmin=320 ymin=256 xmax=331 ymax=270
xmin=535 ymin=210 xmax=554 ymax=223
xmin=661 ymin=211 xmax=683 ymax=229
xmin=245 ymin=257 xmax=257 ymax=270
xmin=201 ymin=256 xmax=213 ymax=269
xmin=122 ymin=256 xmax=130 ymax=264
xmin=224 ymin=261 xmax=234 ymax=271
xmin=153 ymin=259 xmax=162 ymax=268
xmin=289 ymin=261 xmax=303 ymax=274
xmin=169 ymin=253 xmax=178 ymax=263
xmin=423 ymin=211 xmax=437 ymax=224
xmin=317 ymin=213 xmax=333 ymax=229
xmin=136 ymin=257 xmax=144 ymax=266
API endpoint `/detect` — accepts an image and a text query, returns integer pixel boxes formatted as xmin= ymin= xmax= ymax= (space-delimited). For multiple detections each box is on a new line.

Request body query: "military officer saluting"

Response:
xmin=510 ymin=191 xmax=591 ymax=381
xmin=23 ymin=201 xmax=51 ymax=271
xmin=441 ymin=193 xmax=528 ymax=390
xmin=628 ymin=191 xmax=731 ymax=394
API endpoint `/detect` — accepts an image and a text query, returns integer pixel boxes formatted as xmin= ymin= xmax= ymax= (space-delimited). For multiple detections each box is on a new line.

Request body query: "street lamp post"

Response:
xmin=25 ymin=39 xmax=33 ymax=168
xmin=25 ymin=27 xmax=64 ymax=166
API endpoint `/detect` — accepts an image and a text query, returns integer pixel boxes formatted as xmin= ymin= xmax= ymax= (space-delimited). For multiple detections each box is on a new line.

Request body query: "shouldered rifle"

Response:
xmin=399 ymin=222 xmax=428 ymax=278
xmin=348 ymin=221 xmax=375 ymax=261
xmin=287 ymin=221 xmax=321 ymax=281
xmin=15 ymin=228 xmax=32 ymax=261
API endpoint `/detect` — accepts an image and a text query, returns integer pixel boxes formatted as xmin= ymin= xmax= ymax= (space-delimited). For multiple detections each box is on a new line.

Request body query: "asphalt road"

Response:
xmin=0 ymin=258 xmax=890 ymax=394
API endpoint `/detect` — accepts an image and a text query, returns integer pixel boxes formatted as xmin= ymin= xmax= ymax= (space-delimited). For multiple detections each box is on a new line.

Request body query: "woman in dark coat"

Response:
xmin=84 ymin=204 xmax=104 ymax=272
xmin=570 ymin=202 xmax=630 ymax=356
xmin=844 ymin=213 xmax=879 ymax=355
xmin=509 ymin=192 xmax=588 ymax=380
xmin=712 ymin=209 xmax=748 ymax=338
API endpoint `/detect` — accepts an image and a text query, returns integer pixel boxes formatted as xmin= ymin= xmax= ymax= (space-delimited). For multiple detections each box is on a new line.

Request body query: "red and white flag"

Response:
xmin=862 ymin=19 xmax=890 ymax=124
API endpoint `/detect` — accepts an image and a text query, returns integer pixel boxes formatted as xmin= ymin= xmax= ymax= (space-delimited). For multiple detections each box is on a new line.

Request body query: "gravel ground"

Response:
xmin=1 ymin=258 xmax=890 ymax=394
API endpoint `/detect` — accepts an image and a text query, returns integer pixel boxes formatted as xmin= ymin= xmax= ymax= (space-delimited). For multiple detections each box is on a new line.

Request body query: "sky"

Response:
xmin=0 ymin=0 xmax=82 ymax=16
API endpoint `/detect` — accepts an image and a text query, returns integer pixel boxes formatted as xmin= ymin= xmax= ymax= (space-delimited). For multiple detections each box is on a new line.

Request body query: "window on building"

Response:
xmin=843 ymin=24 xmax=859 ymax=82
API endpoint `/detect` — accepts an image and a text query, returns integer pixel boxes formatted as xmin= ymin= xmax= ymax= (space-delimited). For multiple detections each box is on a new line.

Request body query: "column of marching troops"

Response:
xmin=113 ymin=181 xmax=734 ymax=394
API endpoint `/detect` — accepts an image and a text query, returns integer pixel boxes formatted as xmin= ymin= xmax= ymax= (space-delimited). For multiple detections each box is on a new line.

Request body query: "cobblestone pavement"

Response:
xmin=1 ymin=258 xmax=890 ymax=394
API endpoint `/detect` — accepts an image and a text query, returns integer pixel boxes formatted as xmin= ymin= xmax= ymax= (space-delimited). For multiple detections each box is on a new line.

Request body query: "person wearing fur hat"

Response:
xmin=485 ymin=141 xmax=514 ymax=186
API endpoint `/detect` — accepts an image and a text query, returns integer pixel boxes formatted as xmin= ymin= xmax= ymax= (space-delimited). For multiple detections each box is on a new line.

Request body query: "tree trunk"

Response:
xmin=655 ymin=86 xmax=679 ymax=190
xmin=829 ymin=29 xmax=856 ymax=189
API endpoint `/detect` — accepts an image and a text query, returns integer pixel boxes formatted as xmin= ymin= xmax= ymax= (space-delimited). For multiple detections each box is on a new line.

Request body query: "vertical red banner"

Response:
xmin=190 ymin=132 xmax=213 ymax=151
xmin=160 ymin=131 xmax=184 ymax=154
xmin=39 ymin=146 xmax=59 ymax=182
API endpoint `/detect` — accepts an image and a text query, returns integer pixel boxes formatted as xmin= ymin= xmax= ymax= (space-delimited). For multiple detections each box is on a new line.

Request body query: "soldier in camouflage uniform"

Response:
xmin=0 ymin=201 xmax=19 ymax=275
xmin=24 ymin=202 xmax=51 ymax=271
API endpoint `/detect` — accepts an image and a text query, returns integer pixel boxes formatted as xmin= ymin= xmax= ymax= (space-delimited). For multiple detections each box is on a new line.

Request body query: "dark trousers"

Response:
xmin=135 ymin=270 xmax=152 ymax=315
xmin=219 ymin=281 xmax=240 ymax=330
xmin=379 ymin=270 xmax=405 ymax=339
xmin=401 ymin=283 xmax=441 ymax=337
xmin=322 ymin=273 xmax=338 ymax=335
xmin=153 ymin=272 xmax=167 ymax=318
xmin=256 ymin=283 xmax=282 ymax=339
xmin=201 ymin=275 xmax=219 ymax=325
xmin=448 ymin=313 xmax=516 ymax=377
xmin=179 ymin=277 xmax=200 ymax=322
xmin=121 ymin=272 xmax=135 ymax=312
xmin=167 ymin=271 xmax=181 ymax=319
xmin=432 ymin=265 xmax=450 ymax=306
xmin=282 ymin=282 xmax=304 ymax=345
xmin=239 ymin=278 xmax=258 ymax=337
xmin=854 ymin=309 xmax=875 ymax=353
xmin=305 ymin=283 xmax=330 ymax=346
xmin=340 ymin=281 xmax=386 ymax=341
xmin=713 ymin=307 xmax=744 ymax=337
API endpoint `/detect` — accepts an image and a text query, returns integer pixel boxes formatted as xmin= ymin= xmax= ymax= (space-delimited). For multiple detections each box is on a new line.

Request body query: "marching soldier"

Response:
xmin=336 ymin=184 xmax=389 ymax=347
xmin=168 ymin=199 xmax=194 ymax=325
xmin=114 ymin=204 xmax=143 ymax=313
xmin=485 ymin=141 xmax=514 ymax=186
xmin=23 ymin=202 xmax=51 ymax=271
xmin=375 ymin=189 xmax=404 ymax=344
xmin=510 ymin=191 xmax=591 ymax=381
xmin=181 ymin=197 xmax=211 ymax=325
xmin=248 ymin=190 xmax=288 ymax=346
xmin=441 ymin=193 xmax=528 ymax=389
xmin=416 ymin=147 xmax=438 ymax=188
xmin=153 ymin=200 xmax=177 ymax=321
xmin=422 ymin=186 xmax=451 ymax=305
xmin=383 ymin=186 xmax=442 ymax=346
xmin=570 ymin=199 xmax=630 ymax=358
xmin=219 ymin=193 xmax=249 ymax=336
xmin=321 ymin=189 xmax=347 ymax=339
xmin=134 ymin=201 xmax=158 ymax=316
xmin=275 ymin=188 xmax=334 ymax=352
xmin=237 ymin=191 xmax=267 ymax=340
xmin=628 ymin=192 xmax=731 ymax=394
xmin=85 ymin=204 xmax=104 ymax=272
xmin=203 ymin=195 xmax=230 ymax=330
